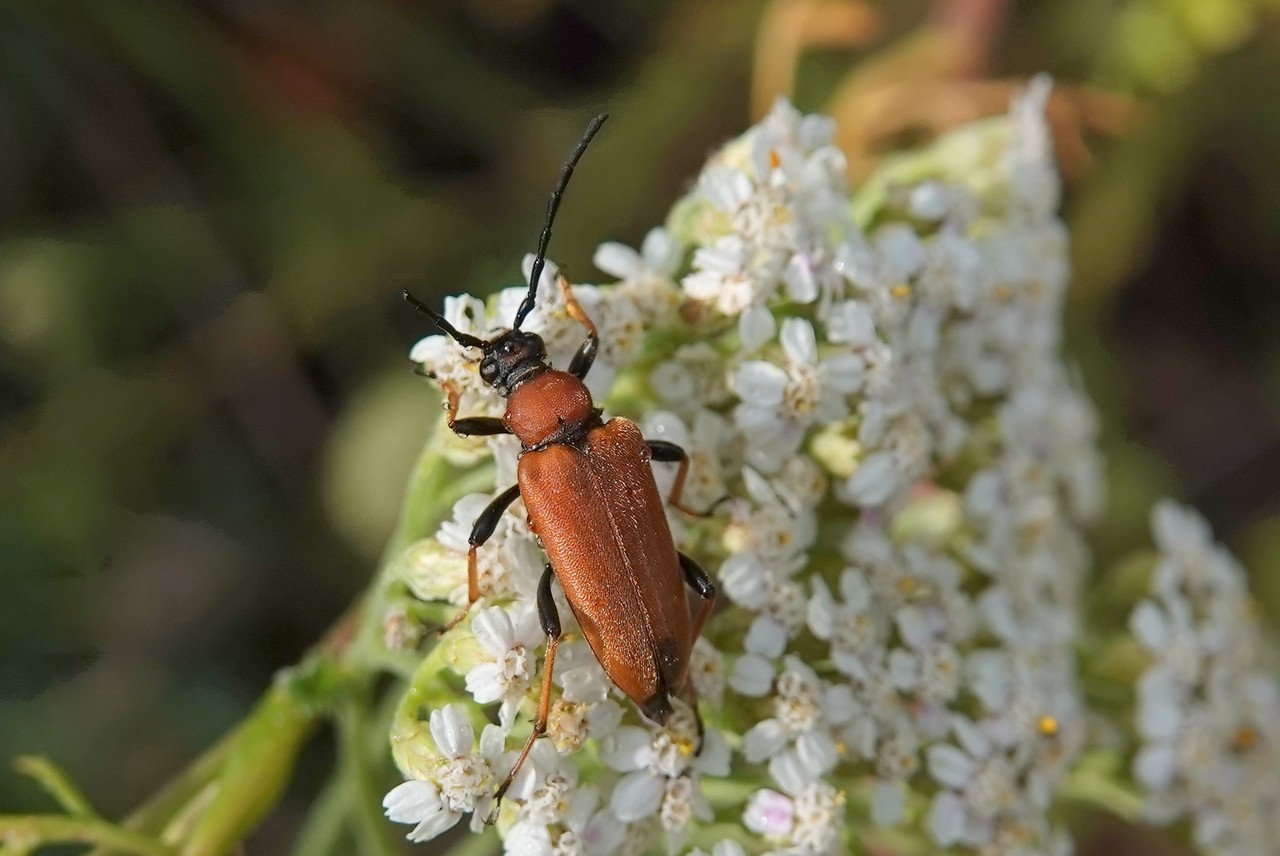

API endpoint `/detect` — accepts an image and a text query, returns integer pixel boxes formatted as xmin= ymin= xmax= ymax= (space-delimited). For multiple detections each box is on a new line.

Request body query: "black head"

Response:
xmin=478 ymin=329 xmax=548 ymax=396
xmin=403 ymin=114 xmax=608 ymax=396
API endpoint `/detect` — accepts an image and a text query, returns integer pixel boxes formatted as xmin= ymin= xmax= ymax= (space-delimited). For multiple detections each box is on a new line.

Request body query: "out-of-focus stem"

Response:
xmin=0 ymin=814 xmax=175 ymax=856
xmin=12 ymin=757 xmax=98 ymax=819
xmin=179 ymin=685 xmax=314 ymax=856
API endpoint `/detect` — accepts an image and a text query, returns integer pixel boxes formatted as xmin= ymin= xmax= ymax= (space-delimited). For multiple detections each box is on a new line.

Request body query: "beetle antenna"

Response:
xmin=512 ymin=113 xmax=608 ymax=330
xmin=403 ymin=289 xmax=488 ymax=350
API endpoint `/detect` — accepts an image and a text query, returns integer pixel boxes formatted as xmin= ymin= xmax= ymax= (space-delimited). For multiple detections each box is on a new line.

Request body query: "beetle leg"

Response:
xmin=435 ymin=484 xmax=522 ymax=634
xmin=647 ymin=440 xmax=729 ymax=517
xmin=558 ymin=274 xmax=600 ymax=380
xmin=441 ymin=381 xmax=511 ymax=437
xmin=678 ymin=551 xmax=717 ymax=651
xmin=490 ymin=563 xmax=562 ymax=820
xmin=678 ymin=552 xmax=715 ymax=755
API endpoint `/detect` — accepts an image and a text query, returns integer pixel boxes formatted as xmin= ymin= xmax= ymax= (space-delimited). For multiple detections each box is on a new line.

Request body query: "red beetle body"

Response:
xmin=403 ymin=115 xmax=716 ymax=810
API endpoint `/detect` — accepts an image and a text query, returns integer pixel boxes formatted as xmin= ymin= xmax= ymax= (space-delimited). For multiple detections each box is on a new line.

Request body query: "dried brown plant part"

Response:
xmin=751 ymin=0 xmax=880 ymax=120
xmin=829 ymin=72 xmax=1145 ymax=181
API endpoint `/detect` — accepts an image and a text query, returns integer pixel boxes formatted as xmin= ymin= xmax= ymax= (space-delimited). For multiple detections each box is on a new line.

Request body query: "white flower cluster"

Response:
xmin=1129 ymin=501 xmax=1280 ymax=855
xmin=386 ymin=79 xmax=1105 ymax=855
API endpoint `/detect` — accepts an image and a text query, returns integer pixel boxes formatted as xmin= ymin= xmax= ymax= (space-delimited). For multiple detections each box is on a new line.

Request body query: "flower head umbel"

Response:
xmin=382 ymin=85 xmax=1276 ymax=856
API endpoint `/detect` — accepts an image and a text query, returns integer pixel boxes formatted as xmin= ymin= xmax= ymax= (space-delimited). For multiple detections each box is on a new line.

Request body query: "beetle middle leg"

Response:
xmin=435 ymin=483 xmax=522 ymax=633
xmin=489 ymin=563 xmax=562 ymax=820
xmin=557 ymin=274 xmax=599 ymax=380
xmin=647 ymin=440 xmax=727 ymax=518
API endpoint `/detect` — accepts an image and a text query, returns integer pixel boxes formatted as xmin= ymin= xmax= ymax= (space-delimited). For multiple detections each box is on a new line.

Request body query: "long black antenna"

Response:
xmin=403 ymin=289 xmax=488 ymax=350
xmin=512 ymin=113 xmax=608 ymax=330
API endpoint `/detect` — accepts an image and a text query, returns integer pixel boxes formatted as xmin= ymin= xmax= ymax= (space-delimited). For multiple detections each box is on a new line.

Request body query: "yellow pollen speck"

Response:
xmin=1038 ymin=715 xmax=1059 ymax=737
xmin=897 ymin=576 xmax=919 ymax=595
xmin=890 ymin=284 xmax=911 ymax=299
xmin=769 ymin=149 xmax=781 ymax=170
xmin=1233 ymin=726 xmax=1259 ymax=751
xmin=676 ymin=737 xmax=695 ymax=758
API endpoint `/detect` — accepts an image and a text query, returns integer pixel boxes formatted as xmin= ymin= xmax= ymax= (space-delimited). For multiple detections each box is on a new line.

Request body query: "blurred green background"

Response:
xmin=2 ymin=0 xmax=1278 ymax=852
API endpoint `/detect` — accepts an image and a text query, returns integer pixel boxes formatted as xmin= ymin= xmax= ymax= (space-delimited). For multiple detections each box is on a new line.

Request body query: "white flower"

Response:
xmin=465 ymin=604 xmax=544 ymax=730
xmin=384 ymin=705 xmax=508 ymax=841
xmin=741 ymin=656 xmax=853 ymax=788
xmin=733 ymin=318 xmax=863 ymax=473
xmin=600 ymin=705 xmax=729 ymax=824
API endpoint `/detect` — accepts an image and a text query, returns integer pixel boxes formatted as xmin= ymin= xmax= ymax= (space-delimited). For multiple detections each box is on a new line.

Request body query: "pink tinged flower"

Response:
xmin=744 ymin=788 xmax=795 ymax=837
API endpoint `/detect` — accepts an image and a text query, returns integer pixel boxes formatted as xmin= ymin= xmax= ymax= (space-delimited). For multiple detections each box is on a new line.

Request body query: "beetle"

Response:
xmin=403 ymin=114 xmax=717 ymax=807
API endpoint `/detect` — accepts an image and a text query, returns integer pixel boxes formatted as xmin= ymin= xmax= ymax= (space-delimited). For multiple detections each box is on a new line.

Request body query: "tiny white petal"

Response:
xmin=745 ymin=615 xmax=788 ymax=658
xmin=383 ymin=780 xmax=442 ymax=823
xmin=871 ymin=780 xmax=905 ymax=826
xmin=779 ymin=318 xmax=818 ymax=365
xmin=743 ymin=720 xmax=788 ymax=763
xmin=927 ymin=791 xmax=967 ymax=847
xmin=739 ymin=304 xmax=776 ymax=352
xmin=730 ymin=653 xmax=776 ymax=697
xmin=408 ymin=808 xmax=461 ymax=842
xmin=926 ymin=744 xmax=975 ymax=789
xmin=593 ymin=242 xmax=643 ymax=279
xmin=429 ymin=705 xmax=474 ymax=758
xmin=610 ymin=771 xmax=665 ymax=822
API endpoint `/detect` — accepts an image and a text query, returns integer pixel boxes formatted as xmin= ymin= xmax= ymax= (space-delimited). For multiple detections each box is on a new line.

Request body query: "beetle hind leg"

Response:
xmin=488 ymin=563 xmax=562 ymax=822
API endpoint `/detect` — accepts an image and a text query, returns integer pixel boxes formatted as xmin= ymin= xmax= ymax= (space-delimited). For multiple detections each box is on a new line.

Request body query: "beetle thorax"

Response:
xmin=503 ymin=370 xmax=599 ymax=447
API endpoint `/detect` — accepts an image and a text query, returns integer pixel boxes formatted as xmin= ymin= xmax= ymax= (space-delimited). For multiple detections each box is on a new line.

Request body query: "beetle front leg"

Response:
xmin=440 ymin=381 xmax=511 ymax=437
xmin=647 ymin=440 xmax=727 ymax=517
xmin=557 ymin=275 xmax=600 ymax=380
xmin=436 ymin=484 xmax=522 ymax=634
xmin=490 ymin=563 xmax=562 ymax=820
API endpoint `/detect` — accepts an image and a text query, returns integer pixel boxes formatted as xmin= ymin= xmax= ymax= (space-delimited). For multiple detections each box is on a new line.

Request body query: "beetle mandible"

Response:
xmin=403 ymin=114 xmax=717 ymax=808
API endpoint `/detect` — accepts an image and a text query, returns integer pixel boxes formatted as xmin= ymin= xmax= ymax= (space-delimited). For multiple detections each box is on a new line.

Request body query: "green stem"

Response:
xmin=178 ymin=685 xmax=315 ymax=856
xmin=0 ymin=814 xmax=174 ymax=856
xmin=11 ymin=757 xmax=98 ymax=818
xmin=337 ymin=700 xmax=401 ymax=856
xmin=287 ymin=773 xmax=349 ymax=856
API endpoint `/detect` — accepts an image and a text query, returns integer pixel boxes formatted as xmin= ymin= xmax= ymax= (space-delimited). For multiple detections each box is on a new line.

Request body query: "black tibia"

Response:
xmin=567 ymin=334 xmax=598 ymax=380
xmin=678 ymin=552 xmax=716 ymax=601
xmin=469 ymin=484 xmax=522 ymax=548
xmin=451 ymin=416 xmax=510 ymax=437
xmin=646 ymin=440 xmax=685 ymax=462
xmin=537 ymin=564 xmax=562 ymax=640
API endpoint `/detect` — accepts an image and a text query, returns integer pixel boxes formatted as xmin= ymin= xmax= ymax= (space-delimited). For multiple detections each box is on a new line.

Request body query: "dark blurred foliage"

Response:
xmin=0 ymin=0 xmax=1278 ymax=852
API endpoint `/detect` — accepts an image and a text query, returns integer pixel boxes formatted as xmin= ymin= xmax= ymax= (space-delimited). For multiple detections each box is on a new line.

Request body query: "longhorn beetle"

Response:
xmin=403 ymin=115 xmax=717 ymax=810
